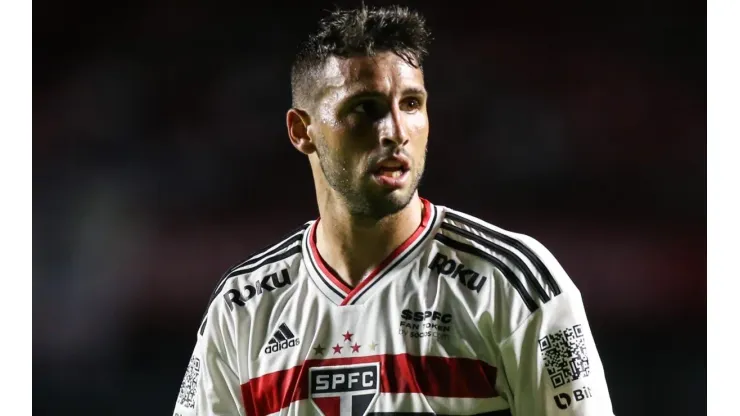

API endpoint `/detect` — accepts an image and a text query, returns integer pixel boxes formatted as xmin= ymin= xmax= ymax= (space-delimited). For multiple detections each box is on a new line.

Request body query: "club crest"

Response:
xmin=309 ymin=362 xmax=380 ymax=416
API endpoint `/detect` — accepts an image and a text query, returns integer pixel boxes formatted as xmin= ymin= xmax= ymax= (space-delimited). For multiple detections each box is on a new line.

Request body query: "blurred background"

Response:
xmin=33 ymin=0 xmax=706 ymax=414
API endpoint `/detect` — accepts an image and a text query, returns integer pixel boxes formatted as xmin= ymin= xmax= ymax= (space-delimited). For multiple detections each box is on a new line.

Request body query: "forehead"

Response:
xmin=318 ymin=52 xmax=425 ymax=101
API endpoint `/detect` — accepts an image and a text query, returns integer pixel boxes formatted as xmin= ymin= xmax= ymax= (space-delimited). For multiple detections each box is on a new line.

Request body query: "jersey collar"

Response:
xmin=303 ymin=198 xmax=438 ymax=306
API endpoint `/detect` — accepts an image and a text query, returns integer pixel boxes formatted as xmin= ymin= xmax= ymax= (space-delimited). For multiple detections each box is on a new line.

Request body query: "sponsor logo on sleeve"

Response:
xmin=539 ymin=324 xmax=591 ymax=388
xmin=223 ymin=268 xmax=292 ymax=310
xmin=176 ymin=357 xmax=201 ymax=409
xmin=553 ymin=387 xmax=593 ymax=409
xmin=541 ymin=324 xmax=594 ymax=409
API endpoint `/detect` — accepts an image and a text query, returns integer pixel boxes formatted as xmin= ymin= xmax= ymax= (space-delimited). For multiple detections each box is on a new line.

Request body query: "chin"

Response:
xmin=340 ymin=173 xmax=421 ymax=219
xmin=363 ymin=189 xmax=416 ymax=219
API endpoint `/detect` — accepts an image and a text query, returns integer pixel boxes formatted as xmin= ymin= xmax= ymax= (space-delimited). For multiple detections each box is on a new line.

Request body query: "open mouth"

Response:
xmin=373 ymin=165 xmax=409 ymax=179
xmin=371 ymin=158 xmax=411 ymax=188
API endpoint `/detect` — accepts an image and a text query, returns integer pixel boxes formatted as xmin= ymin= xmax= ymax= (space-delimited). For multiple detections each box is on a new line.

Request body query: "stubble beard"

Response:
xmin=315 ymin=139 xmax=426 ymax=221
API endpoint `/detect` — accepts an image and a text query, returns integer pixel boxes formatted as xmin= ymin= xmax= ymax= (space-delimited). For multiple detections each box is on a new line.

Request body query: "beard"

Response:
xmin=315 ymin=138 xmax=426 ymax=220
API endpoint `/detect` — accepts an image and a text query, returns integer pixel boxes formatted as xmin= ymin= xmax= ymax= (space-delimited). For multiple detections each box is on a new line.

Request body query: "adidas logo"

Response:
xmin=264 ymin=323 xmax=301 ymax=354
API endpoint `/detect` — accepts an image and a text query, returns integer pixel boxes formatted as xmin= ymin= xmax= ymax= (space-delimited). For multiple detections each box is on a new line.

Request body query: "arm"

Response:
xmin=497 ymin=236 xmax=614 ymax=415
xmin=498 ymin=290 xmax=614 ymax=415
xmin=173 ymin=303 xmax=245 ymax=416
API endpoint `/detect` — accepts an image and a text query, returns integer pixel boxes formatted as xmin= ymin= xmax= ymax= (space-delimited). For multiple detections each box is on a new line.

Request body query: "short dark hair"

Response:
xmin=290 ymin=4 xmax=432 ymax=111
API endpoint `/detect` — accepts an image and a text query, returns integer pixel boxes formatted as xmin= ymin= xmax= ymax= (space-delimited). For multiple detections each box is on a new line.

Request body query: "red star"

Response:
xmin=342 ymin=331 xmax=354 ymax=342
xmin=332 ymin=344 xmax=343 ymax=354
xmin=351 ymin=343 xmax=361 ymax=353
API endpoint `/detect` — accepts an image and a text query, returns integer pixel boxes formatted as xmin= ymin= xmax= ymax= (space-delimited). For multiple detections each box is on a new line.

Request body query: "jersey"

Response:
xmin=173 ymin=199 xmax=615 ymax=415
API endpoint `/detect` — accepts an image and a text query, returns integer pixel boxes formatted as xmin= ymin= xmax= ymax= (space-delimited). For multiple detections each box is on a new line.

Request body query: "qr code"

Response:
xmin=538 ymin=324 xmax=590 ymax=388
xmin=177 ymin=357 xmax=201 ymax=408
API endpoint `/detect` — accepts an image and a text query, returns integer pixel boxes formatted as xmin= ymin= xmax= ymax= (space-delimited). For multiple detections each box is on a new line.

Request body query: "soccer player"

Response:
xmin=173 ymin=5 xmax=615 ymax=416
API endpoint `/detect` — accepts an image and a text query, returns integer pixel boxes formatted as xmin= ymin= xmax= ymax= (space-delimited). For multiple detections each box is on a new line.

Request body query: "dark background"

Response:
xmin=33 ymin=0 xmax=706 ymax=414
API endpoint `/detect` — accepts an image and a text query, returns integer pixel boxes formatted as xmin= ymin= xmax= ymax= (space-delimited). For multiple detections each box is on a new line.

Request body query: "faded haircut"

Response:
xmin=290 ymin=4 xmax=432 ymax=112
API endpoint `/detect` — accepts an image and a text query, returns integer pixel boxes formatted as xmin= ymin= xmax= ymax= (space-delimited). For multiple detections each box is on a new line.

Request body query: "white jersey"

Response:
xmin=173 ymin=199 xmax=614 ymax=416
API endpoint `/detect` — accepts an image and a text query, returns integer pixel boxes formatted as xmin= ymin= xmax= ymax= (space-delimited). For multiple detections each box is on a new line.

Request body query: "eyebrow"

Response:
xmin=340 ymin=86 xmax=428 ymax=105
xmin=400 ymin=87 xmax=428 ymax=99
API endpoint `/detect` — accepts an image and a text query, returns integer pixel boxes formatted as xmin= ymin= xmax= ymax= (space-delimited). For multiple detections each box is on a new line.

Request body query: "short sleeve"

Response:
xmin=173 ymin=302 xmax=246 ymax=416
xmin=495 ymin=235 xmax=615 ymax=415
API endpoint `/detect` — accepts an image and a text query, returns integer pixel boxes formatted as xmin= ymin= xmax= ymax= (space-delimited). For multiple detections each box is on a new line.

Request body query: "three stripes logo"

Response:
xmin=264 ymin=323 xmax=301 ymax=354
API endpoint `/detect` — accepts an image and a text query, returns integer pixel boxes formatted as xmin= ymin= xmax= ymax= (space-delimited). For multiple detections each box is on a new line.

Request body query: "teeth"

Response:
xmin=383 ymin=170 xmax=403 ymax=179
xmin=378 ymin=169 xmax=403 ymax=179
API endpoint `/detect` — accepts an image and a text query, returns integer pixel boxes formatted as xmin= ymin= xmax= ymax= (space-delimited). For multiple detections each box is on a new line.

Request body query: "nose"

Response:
xmin=378 ymin=107 xmax=409 ymax=148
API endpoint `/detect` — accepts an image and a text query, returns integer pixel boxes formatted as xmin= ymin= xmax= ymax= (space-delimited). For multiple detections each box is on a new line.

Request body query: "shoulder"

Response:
xmin=220 ymin=222 xmax=309 ymax=283
xmin=196 ymin=221 xmax=311 ymax=335
xmin=433 ymin=205 xmax=578 ymax=311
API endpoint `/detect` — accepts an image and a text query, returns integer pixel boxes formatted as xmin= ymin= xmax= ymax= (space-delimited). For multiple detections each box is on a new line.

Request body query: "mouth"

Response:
xmin=371 ymin=156 xmax=411 ymax=189
xmin=373 ymin=165 xmax=409 ymax=178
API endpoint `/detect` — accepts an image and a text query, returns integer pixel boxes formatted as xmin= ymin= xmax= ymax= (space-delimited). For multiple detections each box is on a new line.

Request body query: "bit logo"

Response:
xmin=553 ymin=386 xmax=593 ymax=409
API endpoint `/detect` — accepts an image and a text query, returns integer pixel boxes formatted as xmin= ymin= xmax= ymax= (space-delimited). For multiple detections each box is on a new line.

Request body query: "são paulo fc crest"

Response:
xmin=309 ymin=363 xmax=380 ymax=416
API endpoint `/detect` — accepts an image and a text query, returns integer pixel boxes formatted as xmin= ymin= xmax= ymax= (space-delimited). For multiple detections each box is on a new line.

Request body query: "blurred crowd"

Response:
xmin=33 ymin=1 xmax=705 ymax=415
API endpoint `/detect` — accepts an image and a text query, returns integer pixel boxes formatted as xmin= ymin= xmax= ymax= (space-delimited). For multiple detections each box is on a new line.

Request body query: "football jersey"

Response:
xmin=173 ymin=199 xmax=615 ymax=416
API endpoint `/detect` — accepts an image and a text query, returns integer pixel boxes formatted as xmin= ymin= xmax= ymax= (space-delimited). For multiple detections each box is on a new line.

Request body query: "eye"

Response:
xmin=353 ymin=101 xmax=374 ymax=114
xmin=352 ymin=102 xmax=367 ymax=113
xmin=351 ymin=100 xmax=385 ymax=119
xmin=400 ymin=97 xmax=422 ymax=112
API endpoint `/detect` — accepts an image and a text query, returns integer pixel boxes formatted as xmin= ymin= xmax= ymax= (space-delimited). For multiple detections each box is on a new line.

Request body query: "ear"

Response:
xmin=286 ymin=108 xmax=317 ymax=155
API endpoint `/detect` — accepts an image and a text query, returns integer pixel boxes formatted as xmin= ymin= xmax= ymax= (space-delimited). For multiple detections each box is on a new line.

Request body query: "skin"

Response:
xmin=286 ymin=51 xmax=430 ymax=287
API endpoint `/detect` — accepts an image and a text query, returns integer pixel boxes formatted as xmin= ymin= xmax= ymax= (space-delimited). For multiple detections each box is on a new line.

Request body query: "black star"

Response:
xmin=313 ymin=344 xmax=326 ymax=355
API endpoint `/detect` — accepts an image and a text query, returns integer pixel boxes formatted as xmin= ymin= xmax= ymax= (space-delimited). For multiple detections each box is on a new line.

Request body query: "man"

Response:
xmin=173 ymin=5 xmax=615 ymax=415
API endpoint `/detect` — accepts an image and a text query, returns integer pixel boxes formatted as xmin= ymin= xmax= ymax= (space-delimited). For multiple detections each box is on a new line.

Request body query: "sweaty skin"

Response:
xmin=286 ymin=52 xmax=430 ymax=287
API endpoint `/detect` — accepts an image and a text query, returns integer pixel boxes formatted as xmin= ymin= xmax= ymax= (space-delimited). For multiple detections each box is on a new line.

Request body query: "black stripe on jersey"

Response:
xmin=214 ymin=242 xmax=304 ymax=306
xmin=368 ymin=411 xmax=511 ymax=416
xmin=197 ymin=224 xmax=306 ymax=336
xmin=228 ymin=245 xmax=302 ymax=277
xmin=204 ymin=224 xmax=309 ymax=313
xmin=441 ymin=222 xmax=550 ymax=304
xmin=434 ymin=234 xmax=538 ymax=312
xmin=349 ymin=204 xmax=438 ymax=305
xmin=226 ymin=229 xmax=308 ymax=277
xmin=445 ymin=212 xmax=561 ymax=296
xmin=198 ymin=314 xmax=208 ymax=336
xmin=199 ymin=245 xmax=303 ymax=335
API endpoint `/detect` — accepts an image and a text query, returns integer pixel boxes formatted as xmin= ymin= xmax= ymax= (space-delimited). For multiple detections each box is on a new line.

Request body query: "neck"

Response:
xmin=315 ymin=193 xmax=423 ymax=288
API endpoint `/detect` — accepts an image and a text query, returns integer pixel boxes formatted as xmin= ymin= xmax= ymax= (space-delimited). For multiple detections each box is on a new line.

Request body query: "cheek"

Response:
xmin=409 ymin=114 xmax=430 ymax=144
xmin=322 ymin=130 xmax=368 ymax=169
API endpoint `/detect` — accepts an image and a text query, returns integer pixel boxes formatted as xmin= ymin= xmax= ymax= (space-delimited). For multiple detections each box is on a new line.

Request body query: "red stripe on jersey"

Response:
xmin=309 ymin=220 xmax=354 ymax=295
xmin=308 ymin=198 xmax=433 ymax=305
xmin=240 ymin=353 xmax=498 ymax=416
xmin=340 ymin=198 xmax=432 ymax=306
